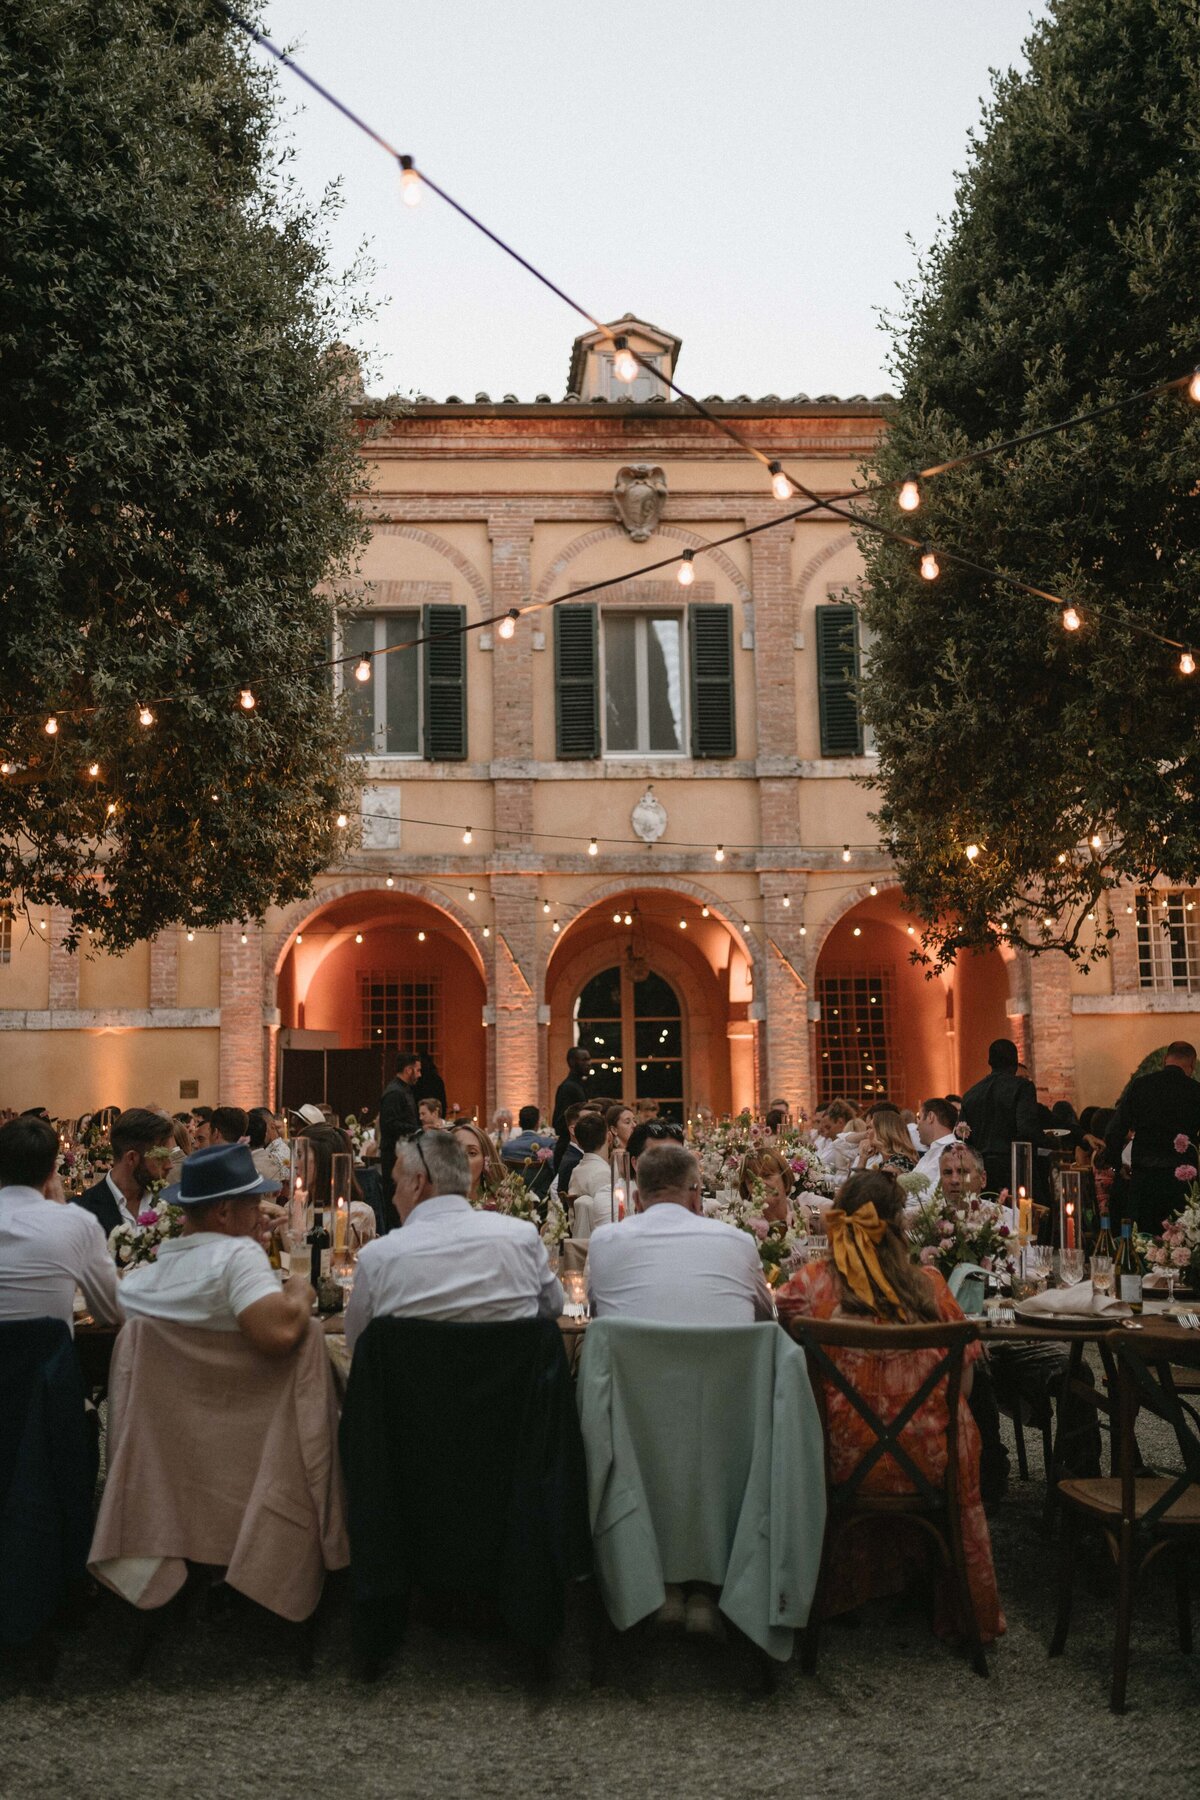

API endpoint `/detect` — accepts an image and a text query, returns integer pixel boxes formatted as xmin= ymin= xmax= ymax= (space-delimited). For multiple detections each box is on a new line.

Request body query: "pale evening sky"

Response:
xmin=258 ymin=0 xmax=1051 ymax=402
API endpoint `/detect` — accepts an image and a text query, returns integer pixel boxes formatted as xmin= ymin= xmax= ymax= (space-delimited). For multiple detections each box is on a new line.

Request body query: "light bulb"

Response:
xmin=417 ymin=930 xmax=426 ymax=942
xmin=852 ymin=926 xmax=862 ymax=937
xmin=399 ymin=155 xmax=421 ymax=206
xmin=542 ymin=899 xmax=550 ymax=913
xmin=462 ymin=827 xmax=473 ymax=845
xmin=106 ymin=801 xmax=116 ymax=815
xmin=355 ymin=656 xmax=371 ymax=683
xmin=0 ymin=763 xmax=11 ymax=776
xmin=138 ymin=705 xmax=154 ymax=727
xmin=87 ymin=762 xmax=100 ymax=778
xmin=1181 ymin=651 xmax=1196 ymax=676
xmin=965 ymin=843 xmax=980 ymax=861
xmin=38 ymin=919 xmax=46 ymax=931
xmin=714 ymin=845 xmax=725 ymax=863
xmin=385 ymin=875 xmax=394 ymax=887
xmin=468 ymin=887 xmax=476 ymax=901
xmin=497 ymin=609 xmax=518 ymax=640
xmin=897 ymin=474 xmax=921 ymax=513
xmin=613 ymin=912 xmax=622 ymax=925
xmin=355 ymin=933 xmax=363 ymax=944
xmin=842 ymin=845 xmax=851 ymax=862
xmin=768 ymin=460 xmax=793 ymax=501
xmin=186 ymin=931 xmax=194 ymax=942
xmin=679 ymin=918 xmax=687 ymax=930
xmin=782 ymin=894 xmax=790 ymax=907
xmin=1189 ymin=366 xmax=1200 ymax=404
xmin=868 ymin=883 xmax=878 ymax=896
xmin=701 ymin=905 xmax=709 ymax=917
xmin=552 ymin=920 xmax=561 ymax=933
xmin=336 ymin=813 xmax=348 ymax=829
xmin=588 ymin=837 xmax=598 ymax=856
xmin=677 ymin=551 xmax=695 ymax=587
xmin=799 ymin=925 xmax=807 ymax=936
xmin=919 ymin=546 xmax=940 ymax=581
xmin=623 ymin=913 xmax=632 ymax=926
xmin=482 ymin=925 xmax=491 ymax=938
xmin=907 ymin=924 xmax=915 ymax=935
xmin=239 ymin=689 xmax=256 ymax=710
xmin=295 ymin=933 xmax=303 ymax=943
xmin=1062 ymin=606 xmax=1081 ymax=631
xmin=1090 ymin=834 xmax=1102 ymax=850
xmin=742 ymin=922 xmax=751 ymax=935
xmin=45 ymin=716 xmax=58 ymax=736
xmin=240 ymin=932 xmax=248 ymax=944
xmin=612 ymin=337 xmax=637 ymax=382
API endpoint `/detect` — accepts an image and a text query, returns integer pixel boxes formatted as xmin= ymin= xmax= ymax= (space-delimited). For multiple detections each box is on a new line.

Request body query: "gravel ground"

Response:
xmin=3 ymin=1400 xmax=1198 ymax=1800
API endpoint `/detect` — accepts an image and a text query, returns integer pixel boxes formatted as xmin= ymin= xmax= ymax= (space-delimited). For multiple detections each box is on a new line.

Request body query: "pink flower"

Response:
xmin=980 ymin=1256 xmax=993 ymax=1272
xmin=535 ymin=1146 xmax=553 ymax=1163
xmin=1172 ymin=1245 xmax=1192 ymax=1268
xmin=137 ymin=1211 xmax=159 ymax=1227
xmin=749 ymin=1218 xmax=769 ymax=1240
xmin=1175 ymin=1134 xmax=1192 ymax=1155
xmin=1175 ymin=1165 xmax=1198 ymax=1184
xmin=919 ymin=1246 xmax=940 ymax=1265
xmin=939 ymin=1220 xmax=955 ymax=1237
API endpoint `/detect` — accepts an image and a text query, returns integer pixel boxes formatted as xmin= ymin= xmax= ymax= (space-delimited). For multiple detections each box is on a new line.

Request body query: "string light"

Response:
xmin=919 ymin=545 xmax=940 ymax=582
xmin=842 ymin=845 xmax=851 ymax=862
xmin=768 ymin=460 xmax=793 ymax=501
xmin=1182 ymin=651 xmax=1196 ymax=676
xmin=106 ymin=801 xmax=117 ymax=816
xmin=417 ymin=929 xmax=426 ymax=942
xmin=612 ymin=336 xmax=637 ymax=383
xmin=852 ymin=926 xmax=862 ymax=937
xmin=701 ymin=905 xmax=709 ymax=917
xmin=38 ymin=919 xmax=46 ymax=931
xmin=782 ymin=894 xmax=790 ymax=907
xmin=552 ymin=920 xmax=561 ymax=933
xmin=296 ymin=932 xmax=303 ymax=943
xmin=623 ymin=912 xmax=632 ymax=925
xmin=186 ymin=931 xmax=195 ymax=942
xmin=714 ymin=845 xmax=725 ymax=863
xmin=742 ymin=922 xmax=751 ymax=935
xmin=799 ymin=925 xmax=807 ymax=936
xmin=906 ymin=924 xmax=915 ymax=935
xmin=868 ymin=883 xmax=878 ymax=895
xmin=385 ymin=875 xmax=394 ymax=886
xmin=965 ymin=843 xmax=980 ymax=861
xmin=138 ymin=705 xmax=154 ymax=727
xmin=240 ymin=931 xmax=248 ymax=944
xmin=0 ymin=763 xmax=11 ymax=776
xmin=45 ymin=716 xmax=58 ymax=736
xmin=482 ymin=924 xmax=491 ymax=937
xmin=496 ymin=609 xmax=518 ymax=640
xmin=897 ymin=473 xmax=922 ymax=513
xmin=355 ymin=655 xmax=372 ymax=683
xmin=588 ymin=837 xmax=598 ymax=856
xmin=1089 ymin=834 xmax=1102 ymax=850
xmin=1062 ymin=606 xmax=1081 ymax=631
xmin=679 ymin=918 xmax=687 ymax=930
xmin=1190 ymin=366 xmax=1200 ymax=404
xmin=87 ymin=762 xmax=100 ymax=778
xmin=467 ymin=887 xmax=476 ymax=901
xmin=354 ymin=932 xmax=363 ymax=944
xmin=542 ymin=899 xmax=550 ymax=913
xmin=336 ymin=813 xmax=348 ymax=829
xmin=612 ymin=912 xmax=622 ymax=925
xmin=462 ymin=827 xmax=473 ymax=845
xmin=677 ymin=549 xmax=695 ymax=587
xmin=399 ymin=153 xmax=421 ymax=206
xmin=239 ymin=689 xmax=256 ymax=711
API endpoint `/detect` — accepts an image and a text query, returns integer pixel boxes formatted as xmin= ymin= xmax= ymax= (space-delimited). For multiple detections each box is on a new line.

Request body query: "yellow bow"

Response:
xmin=826 ymin=1203 xmax=903 ymax=1315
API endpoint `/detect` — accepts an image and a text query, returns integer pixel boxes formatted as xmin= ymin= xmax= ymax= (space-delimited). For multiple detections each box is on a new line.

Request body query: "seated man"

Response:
xmin=500 ymin=1104 xmax=555 ymax=1167
xmin=417 ymin=1096 xmax=445 ymax=1132
xmin=344 ymin=1131 xmax=563 ymax=1350
xmin=911 ymin=1097 xmax=959 ymax=1195
xmin=0 ymin=1116 xmax=122 ymax=1331
xmin=74 ymin=1106 xmax=175 ymax=1243
xmin=588 ymin=1142 xmax=774 ymax=1324
xmin=567 ymin=1110 xmax=616 ymax=1240
xmin=120 ymin=1144 xmax=313 ymax=1356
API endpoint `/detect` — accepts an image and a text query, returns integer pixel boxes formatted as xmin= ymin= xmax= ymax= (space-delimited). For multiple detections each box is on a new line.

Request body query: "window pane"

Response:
xmin=604 ymin=614 xmax=639 ymax=751
xmin=634 ymin=973 xmax=680 ymax=1016
xmin=342 ymin=616 xmax=375 ymax=753
xmin=578 ymin=968 xmax=621 ymax=1017
xmin=645 ymin=616 xmax=683 ymax=752
xmin=384 ymin=612 xmax=420 ymax=754
xmin=635 ymin=1019 xmax=681 ymax=1058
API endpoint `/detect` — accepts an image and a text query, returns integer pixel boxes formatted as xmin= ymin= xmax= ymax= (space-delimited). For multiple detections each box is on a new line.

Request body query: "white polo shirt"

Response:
xmin=587 ymin=1204 xmax=775 ymax=1325
xmin=0 ymin=1185 xmax=122 ymax=1332
xmin=119 ymin=1231 xmax=281 ymax=1332
xmin=913 ymin=1133 xmax=958 ymax=1194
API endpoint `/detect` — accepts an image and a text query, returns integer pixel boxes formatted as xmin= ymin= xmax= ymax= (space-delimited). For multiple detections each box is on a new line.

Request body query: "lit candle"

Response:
xmin=1065 ymin=1200 xmax=1076 ymax=1251
xmin=613 ymin=1180 xmax=627 ymax=1222
xmin=333 ymin=1195 xmax=347 ymax=1254
xmin=1018 ymin=1186 xmax=1032 ymax=1242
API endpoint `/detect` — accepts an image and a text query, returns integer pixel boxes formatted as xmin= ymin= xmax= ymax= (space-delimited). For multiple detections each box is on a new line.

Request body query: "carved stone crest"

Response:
xmin=613 ymin=464 xmax=667 ymax=541
xmin=631 ymin=784 xmax=667 ymax=844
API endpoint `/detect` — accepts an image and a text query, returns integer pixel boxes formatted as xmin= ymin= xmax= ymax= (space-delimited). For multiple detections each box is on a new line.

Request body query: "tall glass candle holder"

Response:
xmin=330 ymin=1150 xmax=355 ymax=1277
xmin=1058 ymin=1169 xmax=1082 ymax=1254
xmin=611 ymin=1149 xmax=632 ymax=1222
xmin=1011 ymin=1141 xmax=1034 ymax=1246
xmin=289 ymin=1136 xmax=317 ymax=1276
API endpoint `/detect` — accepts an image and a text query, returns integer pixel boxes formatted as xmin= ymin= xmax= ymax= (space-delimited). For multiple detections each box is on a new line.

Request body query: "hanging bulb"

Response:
xmin=385 ymin=875 xmax=394 ymax=887
xmin=497 ymin=609 xmax=518 ymax=640
xmin=295 ymin=933 xmax=303 ymax=944
xmin=852 ymin=926 xmax=862 ymax=938
xmin=45 ymin=716 xmax=58 ymax=737
xmin=482 ymin=925 xmax=491 ymax=938
xmin=552 ymin=920 xmax=561 ymax=934
xmin=1062 ymin=606 xmax=1081 ymax=631
xmin=897 ymin=473 xmax=922 ymax=513
xmin=87 ymin=762 xmax=100 ymax=778
xmin=240 ymin=931 xmax=248 ymax=944
xmin=468 ymin=887 xmax=476 ymax=902
xmin=768 ymin=460 xmax=793 ymax=501
xmin=462 ymin=827 xmax=473 ymax=845
xmin=782 ymin=893 xmax=791 ymax=907
xmin=417 ymin=930 xmax=426 ymax=942
xmin=742 ymin=922 xmax=751 ymax=935
xmin=799 ymin=924 xmax=807 ymax=936
xmin=138 ymin=705 xmax=154 ymax=727
xmin=399 ymin=154 xmax=421 ymax=206
xmin=906 ymin=924 xmax=915 ymax=935
xmin=542 ymin=899 xmax=550 ymax=914
xmin=965 ymin=843 xmax=980 ymax=862
xmin=677 ymin=550 xmax=695 ymax=587
xmin=623 ymin=912 xmax=632 ymax=926
xmin=714 ymin=844 xmax=725 ymax=863
xmin=613 ymin=912 xmax=622 ymax=925
xmin=0 ymin=763 xmax=11 ymax=776
xmin=868 ymin=883 xmax=878 ymax=896
xmin=1090 ymin=834 xmax=1102 ymax=850
xmin=354 ymin=655 xmax=372 ymax=683
xmin=186 ymin=931 xmax=195 ymax=942
xmin=679 ymin=918 xmax=687 ymax=930
xmin=919 ymin=545 xmax=940 ymax=582
xmin=1189 ymin=366 xmax=1200 ymax=404
xmin=588 ymin=837 xmax=599 ymax=856
xmin=354 ymin=933 xmax=363 ymax=944
xmin=612 ymin=336 xmax=637 ymax=382
xmin=336 ymin=813 xmax=348 ymax=829
xmin=1181 ymin=651 xmax=1196 ymax=676
xmin=842 ymin=845 xmax=851 ymax=862
xmin=239 ymin=688 xmax=256 ymax=711
xmin=701 ymin=905 xmax=710 ymax=917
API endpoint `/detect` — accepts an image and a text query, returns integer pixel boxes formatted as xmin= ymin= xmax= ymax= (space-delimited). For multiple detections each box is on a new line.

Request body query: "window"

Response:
xmin=358 ymin=972 xmax=439 ymax=1055
xmin=816 ymin=965 xmax=901 ymax=1107
xmin=596 ymin=353 xmax=665 ymax=401
xmin=602 ymin=612 xmax=686 ymax=754
xmin=814 ymin=602 xmax=864 ymax=757
xmin=0 ymin=903 xmax=10 ymax=965
xmin=1136 ymin=891 xmax=1200 ymax=990
xmin=573 ymin=965 xmax=684 ymax=1121
xmin=337 ymin=603 xmax=467 ymax=761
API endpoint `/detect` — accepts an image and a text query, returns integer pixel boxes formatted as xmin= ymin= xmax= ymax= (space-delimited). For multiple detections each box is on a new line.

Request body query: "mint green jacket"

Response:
xmin=576 ymin=1319 xmax=826 ymax=1660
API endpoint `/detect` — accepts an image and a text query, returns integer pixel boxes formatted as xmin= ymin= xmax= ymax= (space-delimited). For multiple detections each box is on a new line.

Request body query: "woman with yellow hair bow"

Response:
xmin=776 ymin=1169 xmax=1003 ymax=1644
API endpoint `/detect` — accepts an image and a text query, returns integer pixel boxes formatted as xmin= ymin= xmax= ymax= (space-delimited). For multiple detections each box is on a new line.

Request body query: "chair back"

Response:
xmin=786 ymin=1316 xmax=977 ymax=1511
xmin=1108 ymin=1329 xmax=1200 ymax=1529
xmin=947 ymin=1263 xmax=988 ymax=1316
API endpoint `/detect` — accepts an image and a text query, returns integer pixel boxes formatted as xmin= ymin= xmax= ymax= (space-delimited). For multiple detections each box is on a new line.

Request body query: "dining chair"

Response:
xmin=785 ymin=1315 xmax=988 ymax=1678
xmin=1049 ymin=1328 xmax=1200 ymax=1712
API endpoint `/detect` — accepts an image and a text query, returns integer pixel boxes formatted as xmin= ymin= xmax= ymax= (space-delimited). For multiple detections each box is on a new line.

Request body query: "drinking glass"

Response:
xmin=1162 ymin=1262 xmax=1179 ymax=1308
xmin=1028 ymin=1246 xmax=1053 ymax=1289
xmin=561 ymin=1270 xmax=589 ymax=1320
xmin=1090 ymin=1254 xmax=1114 ymax=1298
xmin=1058 ymin=1249 xmax=1086 ymax=1287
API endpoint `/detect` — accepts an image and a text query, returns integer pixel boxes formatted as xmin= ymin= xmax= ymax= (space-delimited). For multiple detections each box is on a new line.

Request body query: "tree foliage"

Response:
xmin=0 ymin=0 xmax=366 ymax=950
xmin=857 ymin=0 xmax=1200 ymax=970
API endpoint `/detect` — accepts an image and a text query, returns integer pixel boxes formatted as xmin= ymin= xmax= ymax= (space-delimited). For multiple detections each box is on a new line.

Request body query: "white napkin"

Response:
xmin=1016 ymin=1280 xmax=1130 ymax=1318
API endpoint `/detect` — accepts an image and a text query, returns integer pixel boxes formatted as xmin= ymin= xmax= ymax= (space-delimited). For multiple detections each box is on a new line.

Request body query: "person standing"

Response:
xmin=1104 ymin=1041 xmax=1200 ymax=1233
xmin=413 ymin=1047 xmax=447 ymax=1118
xmin=378 ymin=1050 xmax=421 ymax=1219
xmin=960 ymin=1039 xmax=1042 ymax=1196
xmin=551 ymin=1045 xmax=590 ymax=1173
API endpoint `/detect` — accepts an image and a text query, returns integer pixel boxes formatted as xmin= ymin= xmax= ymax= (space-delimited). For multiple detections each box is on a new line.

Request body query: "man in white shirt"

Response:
xmin=345 ymin=1131 xmax=563 ymax=1351
xmin=120 ymin=1143 xmax=313 ymax=1356
xmin=587 ymin=1142 xmax=774 ymax=1325
xmin=567 ymin=1110 xmax=615 ymax=1240
xmin=911 ymin=1096 xmax=959 ymax=1195
xmin=0 ymin=1117 xmax=122 ymax=1332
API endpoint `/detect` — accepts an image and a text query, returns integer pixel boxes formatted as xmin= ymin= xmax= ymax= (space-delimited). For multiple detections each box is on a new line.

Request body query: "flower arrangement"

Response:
xmin=710 ymin=1179 xmax=807 ymax=1286
xmin=1146 ymin=1134 xmax=1200 ymax=1283
xmin=472 ymin=1167 xmax=568 ymax=1248
xmin=108 ymin=1188 xmax=184 ymax=1271
xmin=906 ymin=1185 xmax=1016 ymax=1280
xmin=693 ymin=1111 xmax=837 ymax=1201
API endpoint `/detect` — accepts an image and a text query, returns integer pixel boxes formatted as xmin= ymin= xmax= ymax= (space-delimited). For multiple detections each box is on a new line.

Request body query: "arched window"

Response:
xmin=574 ymin=965 xmax=684 ymax=1121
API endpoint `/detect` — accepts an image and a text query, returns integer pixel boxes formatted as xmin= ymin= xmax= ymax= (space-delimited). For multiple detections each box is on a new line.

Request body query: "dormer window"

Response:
xmin=596 ymin=352 xmax=666 ymax=401
xmin=567 ymin=315 xmax=681 ymax=402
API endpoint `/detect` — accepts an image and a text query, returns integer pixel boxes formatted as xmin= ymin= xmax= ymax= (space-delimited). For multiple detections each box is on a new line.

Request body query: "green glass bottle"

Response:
xmin=1093 ymin=1211 xmax=1115 ymax=1264
xmin=1114 ymin=1218 xmax=1143 ymax=1312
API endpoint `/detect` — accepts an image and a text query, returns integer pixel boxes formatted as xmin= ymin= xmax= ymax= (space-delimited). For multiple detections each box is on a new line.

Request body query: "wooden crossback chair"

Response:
xmin=1049 ymin=1328 xmax=1200 ymax=1712
xmin=785 ymin=1316 xmax=987 ymax=1678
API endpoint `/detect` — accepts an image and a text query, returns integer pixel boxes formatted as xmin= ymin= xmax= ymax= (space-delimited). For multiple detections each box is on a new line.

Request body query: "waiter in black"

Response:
xmin=1105 ymin=1040 xmax=1200 ymax=1233
xmin=551 ymin=1045 xmax=591 ymax=1173
xmin=960 ymin=1038 xmax=1042 ymax=1197
xmin=378 ymin=1050 xmax=421 ymax=1225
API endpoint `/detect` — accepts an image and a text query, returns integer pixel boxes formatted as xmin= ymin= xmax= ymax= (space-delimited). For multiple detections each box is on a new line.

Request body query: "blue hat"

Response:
xmin=163 ymin=1142 xmax=282 ymax=1207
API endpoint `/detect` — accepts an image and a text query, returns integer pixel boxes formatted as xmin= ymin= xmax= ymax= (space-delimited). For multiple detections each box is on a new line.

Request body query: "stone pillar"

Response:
xmin=759 ymin=873 xmax=812 ymax=1112
xmin=48 ymin=907 xmax=79 ymax=1012
xmin=489 ymin=519 xmax=535 ymax=849
xmin=1028 ymin=951 xmax=1075 ymax=1105
xmin=748 ymin=519 xmax=798 ymax=763
xmin=490 ymin=875 xmax=540 ymax=1119
xmin=149 ymin=932 xmax=179 ymax=1010
xmin=219 ymin=922 xmax=266 ymax=1105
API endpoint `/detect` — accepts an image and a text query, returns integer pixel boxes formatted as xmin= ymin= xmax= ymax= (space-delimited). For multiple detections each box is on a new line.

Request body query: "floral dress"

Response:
xmin=777 ymin=1260 xmax=1005 ymax=1643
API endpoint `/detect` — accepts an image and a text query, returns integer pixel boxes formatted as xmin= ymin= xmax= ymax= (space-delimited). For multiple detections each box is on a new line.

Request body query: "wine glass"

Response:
xmin=1162 ymin=1259 xmax=1179 ymax=1309
xmin=1090 ymin=1254 xmax=1114 ymax=1298
xmin=1059 ymin=1249 xmax=1086 ymax=1287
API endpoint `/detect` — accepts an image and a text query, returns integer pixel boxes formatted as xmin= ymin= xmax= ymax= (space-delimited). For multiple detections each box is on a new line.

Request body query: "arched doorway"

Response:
xmin=575 ymin=965 xmax=685 ymax=1120
xmin=274 ymin=887 xmax=487 ymax=1121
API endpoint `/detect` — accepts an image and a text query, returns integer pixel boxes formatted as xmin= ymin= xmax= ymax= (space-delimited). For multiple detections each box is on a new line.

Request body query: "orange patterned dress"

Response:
xmin=777 ymin=1260 xmax=1005 ymax=1643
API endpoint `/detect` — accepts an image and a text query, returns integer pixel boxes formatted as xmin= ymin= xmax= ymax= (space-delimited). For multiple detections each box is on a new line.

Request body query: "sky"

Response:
xmin=258 ymin=0 xmax=1052 ymax=402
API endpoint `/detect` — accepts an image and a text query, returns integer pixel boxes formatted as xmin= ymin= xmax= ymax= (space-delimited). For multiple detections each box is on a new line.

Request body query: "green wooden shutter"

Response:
xmin=815 ymin=603 xmax=863 ymax=756
xmin=422 ymin=603 xmax=467 ymax=761
xmin=689 ymin=603 xmax=736 ymax=759
xmin=554 ymin=604 xmax=599 ymax=759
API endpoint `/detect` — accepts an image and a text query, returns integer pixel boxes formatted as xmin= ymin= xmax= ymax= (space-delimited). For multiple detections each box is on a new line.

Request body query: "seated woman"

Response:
xmin=738 ymin=1148 xmax=793 ymax=1224
xmin=776 ymin=1169 xmax=1004 ymax=1645
xmin=452 ymin=1119 xmax=508 ymax=1203
xmin=854 ymin=1106 xmax=918 ymax=1175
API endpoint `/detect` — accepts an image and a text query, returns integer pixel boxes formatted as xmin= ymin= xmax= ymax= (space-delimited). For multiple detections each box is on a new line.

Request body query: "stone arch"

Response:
xmin=532 ymin=524 xmax=752 ymax=606
xmin=364 ymin=524 xmax=491 ymax=610
xmin=542 ymin=875 xmax=764 ymax=1003
xmin=263 ymin=876 xmax=489 ymax=1007
xmin=794 ymin=529 xmax=858 ymax=603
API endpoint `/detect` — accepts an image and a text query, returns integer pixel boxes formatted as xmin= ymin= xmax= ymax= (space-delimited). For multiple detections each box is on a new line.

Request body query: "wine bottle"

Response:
xmin=1093 ymin=1211 xmax=1115 ymax=1264
xmin=1114 ymin=1218 xmax=1143 ymax=1312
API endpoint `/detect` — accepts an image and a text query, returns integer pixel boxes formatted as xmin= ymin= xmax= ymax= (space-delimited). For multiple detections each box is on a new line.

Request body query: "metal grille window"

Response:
xmin=602 ymin=612 xmax=687 ymax=755
xmin=358 ymin=973 xmax=439 ymax=1055
xmin=573 ymin=964 xmax=684 ymax=1121
xmin=816 ymin=965 xmax=900 ymax=1107
xmin=0 ymin=903 xmax=10 ymax=965
xmin=341 ymin=611 xmax=421 ymax=755
xmin=1136 ymin=891 xmax=1200 ymax=990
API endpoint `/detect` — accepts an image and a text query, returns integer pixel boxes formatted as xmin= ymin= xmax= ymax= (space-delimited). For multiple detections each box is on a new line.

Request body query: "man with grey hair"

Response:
xmin=344 ymin=1130 xmax=562 ymax=1352
xmin=586 ymin=1142 xmax=773 ymax=1325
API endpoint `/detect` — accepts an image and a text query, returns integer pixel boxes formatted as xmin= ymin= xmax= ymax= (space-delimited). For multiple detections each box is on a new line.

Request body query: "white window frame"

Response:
xmin=600 ymin=609 xmax=689 ymax=759
xmin=1136 ymin=890 xmax=1200 ymax=991
xmin=337 ymin=610 xmax=422 ymax=759
xmin=595 ymin=352 xmax=666 ymax=402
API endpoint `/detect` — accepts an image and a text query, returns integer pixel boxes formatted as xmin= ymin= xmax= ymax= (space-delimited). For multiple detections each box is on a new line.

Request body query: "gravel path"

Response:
xmin=3 ymin=1406 xmax=1197 ymax=1799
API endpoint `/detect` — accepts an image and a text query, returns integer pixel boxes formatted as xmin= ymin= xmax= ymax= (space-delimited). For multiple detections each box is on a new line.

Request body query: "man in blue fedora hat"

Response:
xmin=120 ymin=1143 xmax=314 ymax=1355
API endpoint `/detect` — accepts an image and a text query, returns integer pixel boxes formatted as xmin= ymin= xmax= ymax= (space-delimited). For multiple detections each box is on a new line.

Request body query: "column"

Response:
xmin=218 ymin=922 xmax=266 ymax=1105
xmin=1028 ymin=952 xmax=1076 ymax=1105
xmin=149 ymin=931 xmax=179 ymax=1010
xmin=47 ymin=906 xmax=79 ymax=1012
xmin=489 ymin=876 xmax=540 ymax=1119
xmin=759 ymin=872 xmax=812 ymax=1112
xmin=489 ymin=517 xmax=536 ymax=845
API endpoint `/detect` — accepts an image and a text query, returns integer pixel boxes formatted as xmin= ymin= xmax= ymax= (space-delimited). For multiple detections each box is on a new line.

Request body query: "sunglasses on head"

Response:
xmin=413 ymin=1133 xmax=433 ymax=1183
